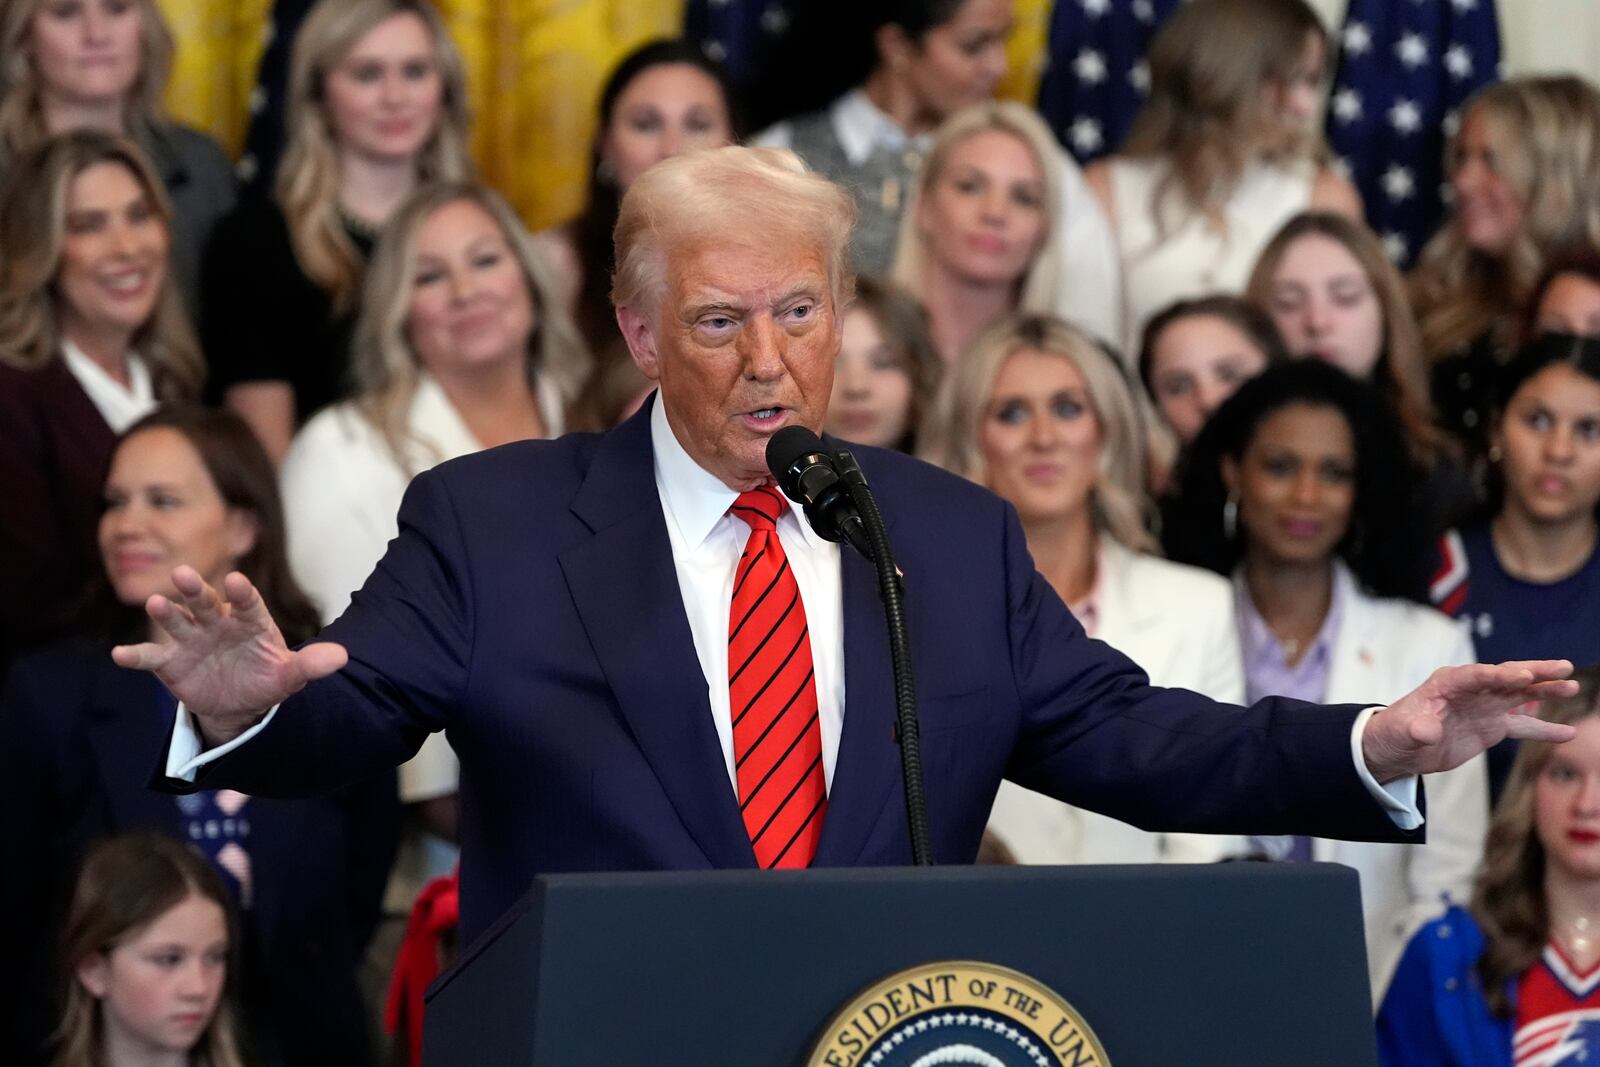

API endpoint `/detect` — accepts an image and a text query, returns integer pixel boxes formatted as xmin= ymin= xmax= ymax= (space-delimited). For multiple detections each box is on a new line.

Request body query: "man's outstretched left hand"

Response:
xmin=1362 ymin=660 xmax=1579 ymax=783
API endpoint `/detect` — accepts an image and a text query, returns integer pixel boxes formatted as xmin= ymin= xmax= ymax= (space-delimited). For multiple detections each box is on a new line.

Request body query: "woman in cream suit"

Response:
xmin=1170 ymin=359 xmax=1486 ymax=1001
xmin=920 ymin=312 xmax=1245 ymax=866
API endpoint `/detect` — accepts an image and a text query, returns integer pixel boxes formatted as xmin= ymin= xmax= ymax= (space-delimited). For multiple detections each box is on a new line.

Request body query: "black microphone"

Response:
xmin=765 ymin=427 xmax=873 ymax=561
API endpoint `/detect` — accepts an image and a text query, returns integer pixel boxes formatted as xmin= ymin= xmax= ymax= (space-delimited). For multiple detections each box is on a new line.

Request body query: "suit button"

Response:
xmin=1445 ymin=978 xmax=1459 ymax=991
xmin=1437 ymin=924 xmax=1452 ymax=938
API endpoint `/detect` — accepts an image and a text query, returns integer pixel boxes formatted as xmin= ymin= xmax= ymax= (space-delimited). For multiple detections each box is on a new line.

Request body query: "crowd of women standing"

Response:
xmin=3 ymin=0 xmax=1600 ymax=1063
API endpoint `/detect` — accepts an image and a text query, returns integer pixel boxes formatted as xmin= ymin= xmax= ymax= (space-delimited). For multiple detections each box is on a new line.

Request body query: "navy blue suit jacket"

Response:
xmin=184 ymin=399 xmax=1417 ymax=948
xmin=0 ymin=640 xmax=398 ymax=1067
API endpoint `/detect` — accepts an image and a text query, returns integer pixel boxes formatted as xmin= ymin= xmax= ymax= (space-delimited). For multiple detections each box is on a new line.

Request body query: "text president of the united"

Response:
xmin=115 ymin=147 xmax=1576 ymax=947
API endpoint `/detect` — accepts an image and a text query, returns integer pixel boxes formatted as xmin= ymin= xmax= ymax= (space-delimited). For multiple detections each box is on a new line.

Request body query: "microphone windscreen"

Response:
xmin=766 ymin=425 xmax=825 ymax=485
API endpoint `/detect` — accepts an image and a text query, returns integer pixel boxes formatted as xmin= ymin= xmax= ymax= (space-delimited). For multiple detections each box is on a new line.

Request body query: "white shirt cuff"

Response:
xmin=164 ymin=704 xmax=278 ymax=782
xmin=1352 ymin=705 xmax=1423 ymax=831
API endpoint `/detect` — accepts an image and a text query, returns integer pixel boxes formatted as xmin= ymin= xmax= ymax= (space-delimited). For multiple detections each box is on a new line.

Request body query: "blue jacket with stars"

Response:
xmin=1376 ymin=904 xmax=1512 ymax=1067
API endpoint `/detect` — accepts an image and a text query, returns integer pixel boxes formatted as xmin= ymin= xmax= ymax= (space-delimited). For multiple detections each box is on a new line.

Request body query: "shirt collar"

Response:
xmin=648 ymin=394 xmax=827 ymax=552
xmin=1234 ymin=562 xmax=1349 ymax=670
xmin=60 ymin=338 xmax=154 ymax=433
xmin=830 ymin=88 xmax=927 ymax=165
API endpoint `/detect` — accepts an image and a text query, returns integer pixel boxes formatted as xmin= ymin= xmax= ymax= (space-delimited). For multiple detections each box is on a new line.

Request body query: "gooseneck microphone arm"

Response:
xmin=766 ymin=427 xmax=933 ymax=867
xmin=832 ymin=448 xmax=933 ymax=868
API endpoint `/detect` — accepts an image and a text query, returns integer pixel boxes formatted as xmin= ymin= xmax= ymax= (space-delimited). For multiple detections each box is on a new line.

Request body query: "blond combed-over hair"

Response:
xmin=0 ymin=0 xmax=176 ymax=158
xmin=277 ymin=0 xmax=473 ymax=309
xmin=920 ymin=312 xmax=1157 ymax=553
xmin=1412 ymin=76 xmax=1600 ymax=360
xmin=0 ymin=129 xmax=202 ymax=398
xmin=352 ymin=181 xmax=589 ymax=474
xmin=890 ymin=101 xmax=1068 ymax=313
xmin=611 ymin=144 xmax=858 ymax=317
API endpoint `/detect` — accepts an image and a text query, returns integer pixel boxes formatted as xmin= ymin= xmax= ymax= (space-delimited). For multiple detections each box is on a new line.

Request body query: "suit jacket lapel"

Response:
xmin=812 ymin=546 xmax=901 ymax=864
xmin=558 ymin=401 xmax=755 ymax=869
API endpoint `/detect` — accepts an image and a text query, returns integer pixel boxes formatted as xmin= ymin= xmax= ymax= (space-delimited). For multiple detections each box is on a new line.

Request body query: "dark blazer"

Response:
xmin=0 ymin=361 xmax=115 ymax=678
xmin=0 ymin=639 xmax=399 ymax=1067
xmin=181 ymin=398 xmax=1419 ymax=949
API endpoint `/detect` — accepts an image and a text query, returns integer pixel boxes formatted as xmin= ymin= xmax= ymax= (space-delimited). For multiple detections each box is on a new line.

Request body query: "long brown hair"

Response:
xmin=277 ymin=0 xmax=473 ymax=309
xmin=54 ymin=833 xmax=247 ymax=1067
xmin=96 ymin=405 xmax=322 ymax=645
xmin=0 ymin=0 xmax=176 ymax=158
xmin=1120 ymin=0 xmax=1327 ymax=223
xmin=1411 ymin=76 xmax=1600 ymax=362
xmin=1247 ymin=211 xmax=1448 ymax=463
xmin=0 ymin=129 xmax=202 ymax=396
xmin=1472 ymin=665 xmax=1600 ymax=1017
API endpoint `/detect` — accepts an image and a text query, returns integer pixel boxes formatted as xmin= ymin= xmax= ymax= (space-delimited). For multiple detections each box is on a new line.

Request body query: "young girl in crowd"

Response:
xmin=1248 ymin=211 xmax=1468 ymax=529
xmin=920 ymin=313 xmax=1244 ymax=865
xmin=757 ymin=0 xmax=1120 ymax=342
xmin=1411 ymin=76 xmax=1600 ymax=463
xmin=1432 ymin=334 xmax=1600 ymax=801
xmin=1170 ymin=360 xmax=1486 ymax=998
xmin=824 ymin=276 xmax=943 ymax=452
xmin=0 ymin=406 xmax=397 ymax=1067
xmin=536 ymin=39 xmax=735 ymax=358
xmin=1378 ymin=667 xmax=1600 ymax=1066
xmin=53 ymin=833 xmax=247 ymax=1067
xmin=0 ymin=129 xmax=201 ymax=675
xmin=202 ymin=0 xmax=472 ymax=463
xmin=1086 ymin=0 xmax=1360 ymax=352
xmin=1138 ymin=295 xmax=1285 ymax=450
xmin=890 ymin=101 xmax=1072 ymax=363
xmin=0 ymin=0 xmax=236 ymax=312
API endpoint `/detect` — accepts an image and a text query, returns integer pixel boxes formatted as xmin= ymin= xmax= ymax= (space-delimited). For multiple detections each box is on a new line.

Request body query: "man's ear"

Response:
xmin=615 ymin=305 xmax=662 ymax=381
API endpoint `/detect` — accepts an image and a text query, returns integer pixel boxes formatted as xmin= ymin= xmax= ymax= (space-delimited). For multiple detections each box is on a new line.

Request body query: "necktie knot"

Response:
xmin=731 ymin=486 xmax=789 ymax=532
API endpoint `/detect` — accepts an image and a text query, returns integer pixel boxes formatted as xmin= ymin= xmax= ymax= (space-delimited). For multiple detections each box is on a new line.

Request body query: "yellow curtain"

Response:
xmin=155 ymin=0 xmax=1049 ymax=229
xmin=156 ymin=0 xmax=273 ymax=156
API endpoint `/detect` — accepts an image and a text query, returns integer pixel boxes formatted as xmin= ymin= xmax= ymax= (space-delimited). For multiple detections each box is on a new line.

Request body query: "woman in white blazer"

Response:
xmin=280 ymin=181 xmax=588 ymax=1003
xmin=1168 ymin=359 xmax=1486 ymax=1002
xmin=920 ymin=312 xmax=1245 ymax=866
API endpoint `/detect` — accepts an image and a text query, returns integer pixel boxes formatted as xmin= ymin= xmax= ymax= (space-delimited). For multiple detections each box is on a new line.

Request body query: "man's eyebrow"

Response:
xmin=681 ymin=297 xmax=746 ymax=320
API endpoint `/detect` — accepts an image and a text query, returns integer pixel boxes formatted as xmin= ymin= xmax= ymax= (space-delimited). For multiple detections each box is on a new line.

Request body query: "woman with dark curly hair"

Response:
xmin=1167 ymin=360 xmax=1487 ymax=999
xmin=1377 ymin=665 xmax=1600 ymax=1066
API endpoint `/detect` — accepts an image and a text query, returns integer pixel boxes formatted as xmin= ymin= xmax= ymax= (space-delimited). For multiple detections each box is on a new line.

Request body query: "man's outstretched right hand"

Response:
xmin=112 ymin=565 xmax=348 ymax=746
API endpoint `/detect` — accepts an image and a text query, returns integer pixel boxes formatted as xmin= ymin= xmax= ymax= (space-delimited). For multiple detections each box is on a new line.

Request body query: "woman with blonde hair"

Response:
xmin=0 ymin=0 xmax=236 ymax=312
xmin=0 ymin=128 xmax=202 ymax=674
xmin=52 ymin=833 xmax=247 ymax=1067
xmin=202 ymin=0 xmax=472 ymax=464
xmin=1378 ymin=666 xmax=1600 ymax=1065
xmin=1413 ymin=76 xmax=1600 ymax=464
xmin=890 ymin=101 xmax=1080 ymax=362
xmin=1085 ymin=0 xmax=1360 ymax=352
xmin=280 ymin=181 xmax=585 ymax=975
xmin=920 ymin=312 xmax=1246 ymax=865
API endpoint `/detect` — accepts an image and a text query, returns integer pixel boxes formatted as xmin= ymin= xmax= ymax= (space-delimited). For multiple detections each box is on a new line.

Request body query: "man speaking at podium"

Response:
xmin=120 ymin=147 xmax=1575 ymax=948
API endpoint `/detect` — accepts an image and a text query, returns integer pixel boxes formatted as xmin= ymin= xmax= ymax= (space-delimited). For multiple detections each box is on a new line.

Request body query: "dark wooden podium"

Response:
xmin=423 ymin=863 xmax=1377 ymax=1066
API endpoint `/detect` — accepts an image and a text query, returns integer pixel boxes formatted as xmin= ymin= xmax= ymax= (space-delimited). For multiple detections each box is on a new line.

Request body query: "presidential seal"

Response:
xmin=805 ymin=961 xmax=1111 ymax=1067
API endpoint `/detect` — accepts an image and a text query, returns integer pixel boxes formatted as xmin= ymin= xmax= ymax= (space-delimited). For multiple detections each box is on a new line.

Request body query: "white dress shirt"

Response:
xmin=61 ymin=339 xmax=155 ymax=433
xmin=651 ymin=400 xmax=846 ymax=793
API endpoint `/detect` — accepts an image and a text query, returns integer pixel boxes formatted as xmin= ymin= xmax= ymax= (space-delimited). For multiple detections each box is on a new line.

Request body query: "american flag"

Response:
xmin=1036 ymin=0 xmax=1180 ymax=164
xmin=1325 ymin=0 xmax=1500 ymax=266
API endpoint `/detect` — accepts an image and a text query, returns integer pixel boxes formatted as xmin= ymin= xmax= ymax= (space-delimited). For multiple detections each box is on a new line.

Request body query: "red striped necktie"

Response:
xmin=728 ymin=486 xmax=826 ymax=869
